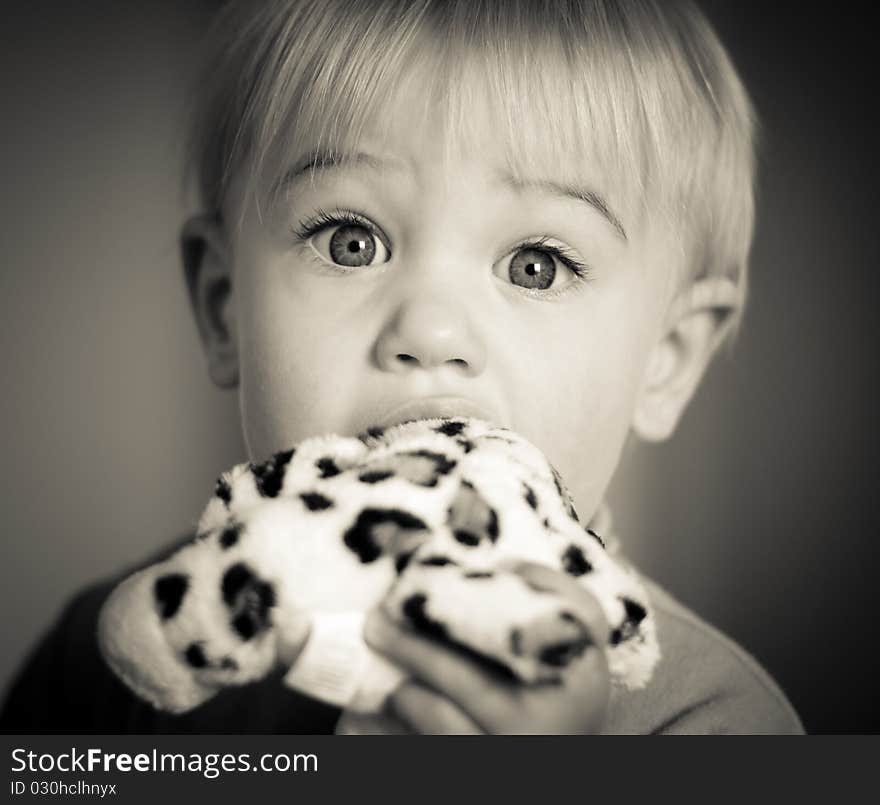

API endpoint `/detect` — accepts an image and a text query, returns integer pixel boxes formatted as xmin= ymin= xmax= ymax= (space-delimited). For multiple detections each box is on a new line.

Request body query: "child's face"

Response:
xmin=213 ymin=72 xmax=684 ymax=521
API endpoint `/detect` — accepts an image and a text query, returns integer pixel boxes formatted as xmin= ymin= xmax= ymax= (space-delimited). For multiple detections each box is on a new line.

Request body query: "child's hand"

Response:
xmin=363 ymin=563 xmax=611 ymax=734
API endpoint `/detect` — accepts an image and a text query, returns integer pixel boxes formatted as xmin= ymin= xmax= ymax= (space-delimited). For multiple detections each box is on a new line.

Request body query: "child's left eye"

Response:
xmin=294 ymin=209 xmax=391 ymax=268
xmin=494 ymin=238 xmax=592 ymax=297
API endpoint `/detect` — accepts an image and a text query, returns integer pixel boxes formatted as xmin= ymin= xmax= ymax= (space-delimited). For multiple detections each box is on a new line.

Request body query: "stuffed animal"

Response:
xmin=97 ymin=417 xmax=660 ymax=717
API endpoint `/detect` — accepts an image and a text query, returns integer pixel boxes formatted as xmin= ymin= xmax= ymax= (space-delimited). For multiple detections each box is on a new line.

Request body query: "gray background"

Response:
xmin=1 ymin=1 xmax=876 ymax=733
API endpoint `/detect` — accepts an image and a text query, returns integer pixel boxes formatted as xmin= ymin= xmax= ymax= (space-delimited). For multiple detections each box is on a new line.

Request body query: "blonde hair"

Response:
xmin=188 ymin=0 xmax=756 ymax=327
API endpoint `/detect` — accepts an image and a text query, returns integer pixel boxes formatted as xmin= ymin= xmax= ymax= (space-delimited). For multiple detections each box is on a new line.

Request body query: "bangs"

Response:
xmin=192 ymin=0 xmax=754 ymax=289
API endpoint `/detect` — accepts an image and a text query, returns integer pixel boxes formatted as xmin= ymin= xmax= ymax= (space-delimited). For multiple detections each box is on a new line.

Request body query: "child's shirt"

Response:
xmin=602 ymin=575 xmax=802 ymax=734
xmin=0 ymin=516 xmax=803 ymax=734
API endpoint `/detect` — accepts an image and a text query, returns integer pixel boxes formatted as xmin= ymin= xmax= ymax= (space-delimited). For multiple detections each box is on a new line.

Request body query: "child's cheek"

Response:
xmin=509 ymin=316 xmax=646 ymax=518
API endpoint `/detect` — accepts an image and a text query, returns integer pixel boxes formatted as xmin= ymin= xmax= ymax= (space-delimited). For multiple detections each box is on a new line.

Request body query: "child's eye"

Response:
xmin=495 ymin=238 xmax=592 ymax=297
xmin=293 ymin=209 xmax=391 ymax=268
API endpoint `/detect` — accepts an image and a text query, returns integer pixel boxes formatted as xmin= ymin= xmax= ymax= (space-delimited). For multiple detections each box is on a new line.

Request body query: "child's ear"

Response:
xmin=632 ymin=276 xmax=741 ymax=442
xmin=181 ymin=213 xmax=238 ymax=389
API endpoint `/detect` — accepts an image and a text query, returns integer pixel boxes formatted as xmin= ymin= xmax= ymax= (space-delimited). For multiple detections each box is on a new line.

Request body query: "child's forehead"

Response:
xmin=260 ymin=51 xmax=643 ymax=227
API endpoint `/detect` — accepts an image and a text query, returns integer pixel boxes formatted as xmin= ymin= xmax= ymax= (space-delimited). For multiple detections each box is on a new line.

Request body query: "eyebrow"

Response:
xmin=497 ymin=173 xmax=628 ymax=241
xmin=272 ymin=150 xmax=404 ymax=194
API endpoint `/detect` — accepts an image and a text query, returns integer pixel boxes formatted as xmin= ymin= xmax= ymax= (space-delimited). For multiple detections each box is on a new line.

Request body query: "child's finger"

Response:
xmin=522 ymin=637 xmax=611 ymax=734
xmin=364 ymin=608 xmax=515 ymax=728
xmin=387 ymin=681 xmax=484 ymax=734
xmin=334 ymin=710 xmax=414 ymax=735
xmin=506 ymin=561 xmax=610 ymax=648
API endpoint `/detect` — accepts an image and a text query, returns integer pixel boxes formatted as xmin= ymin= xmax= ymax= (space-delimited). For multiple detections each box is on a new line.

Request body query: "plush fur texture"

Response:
xmin=98 ymin=418 xmax=659 ymax=716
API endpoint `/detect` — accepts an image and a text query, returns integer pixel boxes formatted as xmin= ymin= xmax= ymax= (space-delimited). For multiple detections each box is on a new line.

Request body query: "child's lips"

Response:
xmin=377 ymin=396 xmax=498 ymax=429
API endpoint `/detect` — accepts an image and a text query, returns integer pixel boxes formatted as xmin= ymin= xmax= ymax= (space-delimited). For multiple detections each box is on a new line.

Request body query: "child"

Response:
xmin=0 ymin=0 xmax=803 ymax=734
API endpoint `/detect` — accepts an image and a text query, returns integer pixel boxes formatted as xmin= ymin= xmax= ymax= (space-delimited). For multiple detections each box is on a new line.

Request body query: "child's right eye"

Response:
xmin=294 ymin=209 xmax=391 ymax=269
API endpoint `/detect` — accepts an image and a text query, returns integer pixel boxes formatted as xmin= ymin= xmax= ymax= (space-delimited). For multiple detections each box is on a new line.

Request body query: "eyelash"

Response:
xmin=292 ymin=208 xmax=593 ymax=299
xmin=294 ymin=207 xmax=385 ymax=251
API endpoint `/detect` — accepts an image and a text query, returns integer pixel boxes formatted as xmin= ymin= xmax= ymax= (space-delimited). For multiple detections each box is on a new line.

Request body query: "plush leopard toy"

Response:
xmin=98 ymin=417 xmax=660 ymax=717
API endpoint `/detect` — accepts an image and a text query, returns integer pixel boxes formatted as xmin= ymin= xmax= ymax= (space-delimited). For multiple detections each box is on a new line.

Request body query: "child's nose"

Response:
xmin=373 ymin=295 xmax=487 ymax=377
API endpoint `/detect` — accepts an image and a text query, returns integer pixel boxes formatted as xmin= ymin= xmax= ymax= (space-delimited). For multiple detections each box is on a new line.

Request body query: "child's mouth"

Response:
xmin=377 ymin=397 xmax=497 ymax=430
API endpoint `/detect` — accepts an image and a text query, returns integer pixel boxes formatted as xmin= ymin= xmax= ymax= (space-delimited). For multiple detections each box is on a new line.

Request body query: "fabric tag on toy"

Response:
xmin=283 ymin=611 xmax=405 ymax=713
